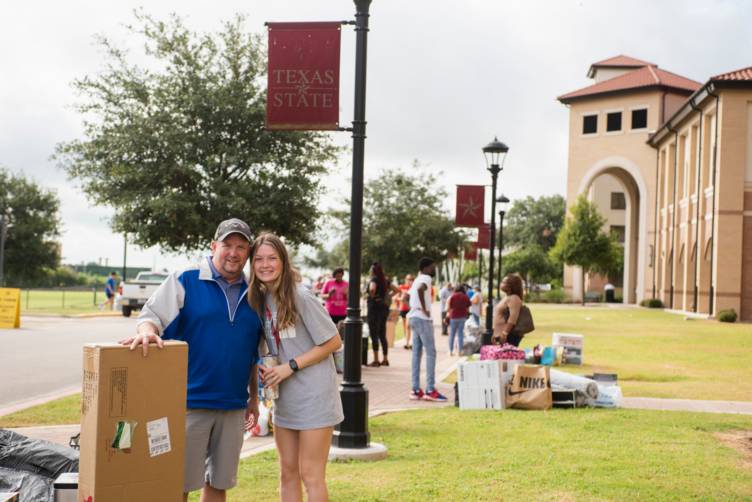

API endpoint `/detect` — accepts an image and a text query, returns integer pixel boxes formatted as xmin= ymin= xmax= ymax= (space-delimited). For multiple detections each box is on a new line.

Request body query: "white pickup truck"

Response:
xmin=120 ymin=271 xmax=169 ymax=317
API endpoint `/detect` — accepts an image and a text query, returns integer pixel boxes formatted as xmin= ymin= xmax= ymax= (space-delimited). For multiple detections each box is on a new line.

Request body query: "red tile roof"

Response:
xmin=590 ymin=54 xmax=654 ymax=68
xmin=711 ymin=65 xmax=752 ymax=81
xmin=559 ymin=65 xmax=702 ymax=103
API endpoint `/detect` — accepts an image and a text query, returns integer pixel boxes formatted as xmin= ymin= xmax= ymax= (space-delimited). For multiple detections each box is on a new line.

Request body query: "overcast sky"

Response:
xmin=1 ymin=0 xmax=750 ymax=273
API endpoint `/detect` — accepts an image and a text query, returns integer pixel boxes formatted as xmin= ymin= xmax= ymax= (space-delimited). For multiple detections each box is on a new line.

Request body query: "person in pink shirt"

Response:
xmin=321 ymin=267 xmax=348 ymax=325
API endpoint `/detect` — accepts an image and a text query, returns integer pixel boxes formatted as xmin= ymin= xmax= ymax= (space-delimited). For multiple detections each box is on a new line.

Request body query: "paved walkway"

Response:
xmin=5 ymin=314 xmax=752 ymax=456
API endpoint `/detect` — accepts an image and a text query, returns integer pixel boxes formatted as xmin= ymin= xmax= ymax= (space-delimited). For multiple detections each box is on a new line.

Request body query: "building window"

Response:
xmin=610 ymin=192 xmax=626 ymax=210
xmin=631 ymin=108 xmax=647 ymax=129
xmin=606 ymin=112 xmax=622 ymax=132
xmin=610 ymin=225 xmax=626 ymax=244
xmin=582 ymin=114 xmax=597 ymax=134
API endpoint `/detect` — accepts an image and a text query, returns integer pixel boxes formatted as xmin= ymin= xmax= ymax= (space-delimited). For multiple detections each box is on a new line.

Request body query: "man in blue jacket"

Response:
xmin=120 ymin=218 xmax=263 ymax=502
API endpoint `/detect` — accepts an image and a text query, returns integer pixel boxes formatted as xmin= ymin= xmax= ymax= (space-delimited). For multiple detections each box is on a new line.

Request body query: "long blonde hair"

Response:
xmin=248 ymin=233 xmax=301 ymax=329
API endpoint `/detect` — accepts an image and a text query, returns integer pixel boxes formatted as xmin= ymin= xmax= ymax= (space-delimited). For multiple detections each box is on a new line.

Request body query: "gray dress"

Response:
xmin=264 ymin=284 xmax=344 ymax=430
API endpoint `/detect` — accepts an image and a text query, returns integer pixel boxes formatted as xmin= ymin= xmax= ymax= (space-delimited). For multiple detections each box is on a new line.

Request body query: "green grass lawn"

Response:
xmin=204 ymin=408 xmax=752 ymax=501
xmin=20 ymin=289 xmax=105 ymax=314
xmin=517 ymin=304 xmax=752 ymax=401
xmin=0 ymin=394 xmax=82 ymax=427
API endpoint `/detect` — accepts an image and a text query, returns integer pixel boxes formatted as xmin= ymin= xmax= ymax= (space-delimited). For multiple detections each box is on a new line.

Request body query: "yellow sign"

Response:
xmin=0 ymin=288 xmax=21 ymax=329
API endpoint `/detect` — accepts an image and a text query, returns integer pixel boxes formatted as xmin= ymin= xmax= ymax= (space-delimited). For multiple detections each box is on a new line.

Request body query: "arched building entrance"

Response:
xmin=570 ymin=158 xmax=647 ymax=304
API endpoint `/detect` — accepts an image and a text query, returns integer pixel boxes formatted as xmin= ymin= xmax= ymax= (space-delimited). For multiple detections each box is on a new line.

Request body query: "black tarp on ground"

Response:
xmin=0 ymin=429 xmax=79 ymax=502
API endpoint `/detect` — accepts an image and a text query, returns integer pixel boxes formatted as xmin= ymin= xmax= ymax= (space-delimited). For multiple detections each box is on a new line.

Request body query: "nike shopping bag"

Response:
xmin=506 ymin=364 xmax=552 ymax=410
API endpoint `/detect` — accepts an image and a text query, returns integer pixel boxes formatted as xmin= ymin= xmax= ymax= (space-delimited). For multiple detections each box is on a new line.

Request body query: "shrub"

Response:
xmin=717 ymin=309 xmax=737 ymax=323
xmin=640 ymin=298 xmax=664 ymax=308
xmin=544 ymin=288 xmax=566 ymax=303
xmin=526 ymin=288 xmax=567 ymax=304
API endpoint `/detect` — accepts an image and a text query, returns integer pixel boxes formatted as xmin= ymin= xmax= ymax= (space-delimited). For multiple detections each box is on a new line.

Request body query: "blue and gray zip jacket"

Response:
xmin=137 ymin=257 xmax=263 ymax=410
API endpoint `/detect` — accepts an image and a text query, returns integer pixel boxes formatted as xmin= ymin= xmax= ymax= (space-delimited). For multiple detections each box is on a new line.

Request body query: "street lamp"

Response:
xmin=496 ymin=195 xmax=510 ymax=298
xmin=333 ymin=0 xmax=372 ymax=450
xmin=481 ymin=137 xmax=508 ymax=346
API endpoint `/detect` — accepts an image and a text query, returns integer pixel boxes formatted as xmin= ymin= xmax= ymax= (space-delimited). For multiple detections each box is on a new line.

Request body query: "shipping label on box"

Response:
xmin=78 ymin=342 xmax=188 ymax=502
xmin=458 ymin=360 xmax=505 ymax=410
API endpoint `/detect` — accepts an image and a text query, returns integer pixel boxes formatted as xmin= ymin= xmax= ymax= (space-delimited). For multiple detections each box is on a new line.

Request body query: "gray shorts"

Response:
xmin=184 ymin=408 xmax=245 ymax=493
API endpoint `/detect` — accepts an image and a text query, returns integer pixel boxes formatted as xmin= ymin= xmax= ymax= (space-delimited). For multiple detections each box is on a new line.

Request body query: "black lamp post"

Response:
xmin=481 ymin=137 xmax=508 ymax=346
xmin=496 ymin=195 xmax=509 ymax=298
xmin=333 ymin=0 xmax=372 ymax=449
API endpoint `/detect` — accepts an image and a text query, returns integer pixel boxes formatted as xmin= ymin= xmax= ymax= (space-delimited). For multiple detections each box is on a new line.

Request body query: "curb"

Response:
xmin=21 ymin=312 xmax=123 ymax=319
xmin=0 ymin=387 xmax=81 ymax=418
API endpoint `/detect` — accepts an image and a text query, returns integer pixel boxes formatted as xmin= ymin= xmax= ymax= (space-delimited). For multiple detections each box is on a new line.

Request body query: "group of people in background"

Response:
xmin=312 ymin=261 xmax=529 ymax=408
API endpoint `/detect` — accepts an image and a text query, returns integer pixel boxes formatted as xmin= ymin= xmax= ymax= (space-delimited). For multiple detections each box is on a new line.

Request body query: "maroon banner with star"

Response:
xmin=266 ymin=22 xmax=341 ymax=130
xmin=455 ymin=185 xmax=485 ymax=227
xmin=477 ymin=224 xmax=491 ymax=249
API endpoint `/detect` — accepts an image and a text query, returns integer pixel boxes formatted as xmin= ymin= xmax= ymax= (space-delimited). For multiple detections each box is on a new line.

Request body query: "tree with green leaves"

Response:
xmin=549 ymin=195 xmax=621 ymax=304
xmin=55 ymin=12 xmax=338 ymax=253
xmin=0 ymin=167 xmax=62 ymax=287
xmin=332 ymin=167 xmax=465 ymax=279
xmin=505 ymin=195 xmax=565 ymax=252
xmin=502 ymin=246 xmax=560 ymax=286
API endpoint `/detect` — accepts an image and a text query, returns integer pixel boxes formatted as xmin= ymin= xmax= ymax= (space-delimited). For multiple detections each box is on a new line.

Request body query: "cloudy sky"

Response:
xmin=1 ymin=0 xmax=750 ymax=273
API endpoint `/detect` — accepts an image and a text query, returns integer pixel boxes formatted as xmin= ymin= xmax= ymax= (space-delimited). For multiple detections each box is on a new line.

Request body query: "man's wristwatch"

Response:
xmin=289 ymin=359 xmax=300 ymax=373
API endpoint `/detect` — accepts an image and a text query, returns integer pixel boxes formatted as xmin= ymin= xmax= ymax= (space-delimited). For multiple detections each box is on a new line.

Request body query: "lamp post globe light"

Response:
xmin=481 ymin=137 xmax=508 ymax=346
xmin=496 ymin=195 xmax=510 ymax=298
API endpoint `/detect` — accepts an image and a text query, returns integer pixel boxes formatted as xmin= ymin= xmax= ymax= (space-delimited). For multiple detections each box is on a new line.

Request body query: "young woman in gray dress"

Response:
xmin=248 ymin=233 xmax=343 ymax=502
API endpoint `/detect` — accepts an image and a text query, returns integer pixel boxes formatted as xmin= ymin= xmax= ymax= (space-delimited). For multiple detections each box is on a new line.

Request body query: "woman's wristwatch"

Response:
xmin=289 ymin=359 xmax=300 ymax=372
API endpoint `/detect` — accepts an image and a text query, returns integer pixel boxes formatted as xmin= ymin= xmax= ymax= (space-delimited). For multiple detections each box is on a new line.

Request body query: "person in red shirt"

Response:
xmin=321 ymin=268 xmax=348 ymax=324
xmin=397 ymin=274 xmax=414 ymax=349
xmin=446 ymin=285 xmax=471 ymax=356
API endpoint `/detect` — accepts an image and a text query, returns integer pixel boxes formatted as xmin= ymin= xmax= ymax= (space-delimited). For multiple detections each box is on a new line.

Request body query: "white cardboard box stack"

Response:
xmin=458 ymin=360 xmax=505 ymax=410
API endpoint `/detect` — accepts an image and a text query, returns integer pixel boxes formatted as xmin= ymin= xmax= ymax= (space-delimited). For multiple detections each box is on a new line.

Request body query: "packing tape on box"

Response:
xmin=111 ymin=421 xmax=138 ymax=449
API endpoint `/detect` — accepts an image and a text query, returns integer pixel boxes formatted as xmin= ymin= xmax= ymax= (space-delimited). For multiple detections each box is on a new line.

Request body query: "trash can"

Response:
xmin=605 ymin=288 xmax=615 ymax=303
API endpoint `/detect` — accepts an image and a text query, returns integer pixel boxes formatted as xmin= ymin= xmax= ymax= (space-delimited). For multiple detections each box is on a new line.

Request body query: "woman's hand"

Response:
xmin=260 ymin=363 xmax=294 ymax=388
xmin=492 ymin=332 xmax=507 ymax=345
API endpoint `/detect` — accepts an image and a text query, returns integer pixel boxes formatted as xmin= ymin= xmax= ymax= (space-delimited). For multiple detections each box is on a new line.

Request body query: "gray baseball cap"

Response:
xmin=214 ymin=218 xmax=252 ymax=242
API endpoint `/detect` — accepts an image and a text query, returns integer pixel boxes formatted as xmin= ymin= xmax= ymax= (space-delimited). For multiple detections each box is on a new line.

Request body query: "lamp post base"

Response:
xmin=332 ymin=382 xmax=370 ymax=448
xmin=329 ymin=442 xmax=387 ymax=462
xmin=482 ymin=328 xmax=493 ymax=346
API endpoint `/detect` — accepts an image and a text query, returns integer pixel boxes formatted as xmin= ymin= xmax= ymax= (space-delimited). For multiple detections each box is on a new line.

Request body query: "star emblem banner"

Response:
xmin=477 ymin=224 xmax=491 ymax=249
xmin=266 ymin=22 xmax=341 ymax=130
xmin=455 ymin=185 xmax=485 ymax=227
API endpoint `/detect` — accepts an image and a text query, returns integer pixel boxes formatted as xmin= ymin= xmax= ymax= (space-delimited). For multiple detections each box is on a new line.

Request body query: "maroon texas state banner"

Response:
xmin=455 ymin=185 xmax=485 ymax=227
xmin=266 ymin=22 xmax=341 ymax=130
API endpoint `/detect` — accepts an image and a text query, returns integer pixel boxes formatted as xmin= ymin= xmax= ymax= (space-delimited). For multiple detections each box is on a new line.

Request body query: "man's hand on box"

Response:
xmin=119 ymin=322 xmax=164 ymax=356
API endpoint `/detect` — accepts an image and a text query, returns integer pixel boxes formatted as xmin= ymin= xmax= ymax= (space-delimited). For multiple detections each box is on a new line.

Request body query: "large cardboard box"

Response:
xmin=79 ymin=342 xmax=187 ymax=502
xmin=457 ymin=360 xmax=505 ymax=410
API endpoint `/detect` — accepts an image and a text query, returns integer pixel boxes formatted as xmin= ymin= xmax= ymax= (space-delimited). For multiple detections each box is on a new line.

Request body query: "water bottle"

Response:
xmin=262 ymin=355 xmax=280 ymax=400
